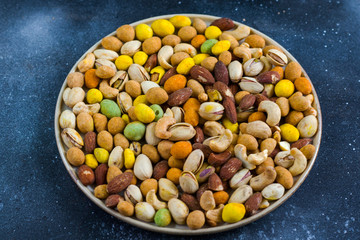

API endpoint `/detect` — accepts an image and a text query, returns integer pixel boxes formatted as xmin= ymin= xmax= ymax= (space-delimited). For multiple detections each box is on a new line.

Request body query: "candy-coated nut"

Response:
xmin=201 ymin=39 xmax=218 ymax=54
xmin=237 ymin=134 xmax=258 ymax=151
xmin=168 ymin=156 xmax=184 ymax=169
xmin=183 ymin=98 xmax=201 ymax=127
xmin=245 ymin=34 xmax=266 ymax=48
xmin=125 ymin=80 xmax=141 ymax=98
xmin=186 ymin=210 xmax=205 ymax=230
xmin=222 ymin=117 xmax=239 ymax=133
xmin=124 ymin=148 xmax=136 ymax=169
xmin=145 ymin=88 xmax=168 ymax=105
xmin=275 ymin=166 xmax=294 ymax=189
xmin=280 ymin=123 xmax=300 ymax=142
xmin=67 ymin=72 xmax=84 ymax=88
xmin=154 ymin=208 xmax=172 ymax=227
xmin=94 ymin=184 xmax=109 ymax=199
xmin=116 ymin=25 xmax=135 ymax=42
xmin=285 ymin=111 xmax=304 ymax=126
xmin=135 ymin=23 xmax=153 ymax=41
xmin=77 ymin=112 xmax=94 ymax=133
xmin=101 ymin=36 xmax=123 ymax=52
xmin=248 ymin=112 xmax=267 ymax=122
xmin=192 ymin=18 xmax=207 ymax=34
xmin=100 ymin=99 xmax=121 ymax=119
xmin=171 ymin=52 xmax=190 ymax=66
xmin=271 ymin=66 xmax=284 ymax=79
xmin=85 ymin=154 xmax=98 ymax=169
xmin=169 ymin=15 xmax=192 ymax=28
xmin=140 ymin=178 xmax=158 ymax=196
xmin=157 ymin=140 xmax=174 ymax=160
xmin=300 ymin=144 xmax=316 ymax=159
xmin=66 ymin=147 xmax=85 ymax=166
xmin=294 ymin=77 xmax=312 ymax=95
xmin=170 ymin=141 xmax=192 ymax=159
xmin=213 ymin=191 xmax=229 ymax=205
xmin=222 ymin=203 xmax=245 ymax=223
xmin=211 ymin=40 xmax=231 ymax=55
xmin=106 ymin=166 xmax=122 ymax=183
xmin=97 ymin=130 xmax=113 ymax=152
xmin=162 ymin=35 xmax=181 ymax=47
xmin=164 ymin=74 xmax=187 ymax=94
xmin=142 ymin=144 xmax=160 ymax=163
xmin=107 ymin=117 xmax=126 ymax=135
xmin=133 ymin=51 xmax=149 ymax=66
xmin=285 ymin=61 xmax=302 ymax=81
xmin=177 ymin=58 xmax=195 ymax=75
xmin=115 ymin=55 xmax=133 ymax=70
xmin=121 ymin=115 xmax=130 ymax=125
xmin=218 ymin=51 xmax=232 ymax=66
xmin=178 ymin=26 xmax=197 ymax=42
xmin=275 ymin=79 xmax=295 ymax=98
xmin=193 ymin=53 xmax=210 ymax=65
xmin=124 ymin=121 xmax=146 ymax=141
xmin=191 ymin=35 xmax=207 ymax=48
xmin=166 ymin=168 xmax=182 ymax=185
xmin=117 ymin=201 xmax=134 ymax=217
xmin=151 ymin=19 xmax=175 ymax=37
xmin=142 ymin=37 xmax=162 ymax=55
xmin=93 ymin=113 xmax=107 ymax=132
xmin=114 ymin=133 xmax=129 ymax=149
xmin=85 ymin=69 xmax=100 ymax=89
xmin=134 ymin=103 xmax=155 ymax=123
xmin=86 ymin=88 xmax=103 ymax=104
xmin=94 ymin=148 xmax=109 ymax=163
xmin=205 ymin=26 xmax=222 ymax=39
xmin=150 ymin=66 xmax=165 ymax=84
xmin=201 ymin=56 xmax=218 ymax=71
xmin=133 ymin=95 xmax=149 ymax=106
xmin=95 ymin=65 xmax=116 ymax=79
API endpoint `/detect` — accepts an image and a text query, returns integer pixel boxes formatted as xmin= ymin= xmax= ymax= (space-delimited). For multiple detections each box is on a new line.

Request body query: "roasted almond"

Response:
xmin=106 ymin=171 xmax=133 ymax=194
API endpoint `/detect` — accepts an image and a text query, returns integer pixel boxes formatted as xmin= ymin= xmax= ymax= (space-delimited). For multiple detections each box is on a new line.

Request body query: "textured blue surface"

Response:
xmin=0 ymin=0 xmax=359 ymax=239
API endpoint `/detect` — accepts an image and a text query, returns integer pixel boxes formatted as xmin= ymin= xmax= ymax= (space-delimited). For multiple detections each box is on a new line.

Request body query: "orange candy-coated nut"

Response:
xmin=213 ymin=191 xmax=229 ymax=205
xmin=164 ymin=74 xmax=187 ymax=93
xmin=191 ymin=35 xmax=206 ymax=48
xmin=183 ymin=98 xmax=201 ymax=127
xmin=170 ymin=141 xmax=192 ymax=159
xmin=271 ymin=66 xmax=284 ymax=80
xmin=85 ymin=69 xmax=100 ymax=89
xmin=166 ymin=167 xmax=182 ymax=184
xmin=248 ymin=112 xmax=267 ymax=122
xmin=294 ymin=77 xmax=312 ymax=95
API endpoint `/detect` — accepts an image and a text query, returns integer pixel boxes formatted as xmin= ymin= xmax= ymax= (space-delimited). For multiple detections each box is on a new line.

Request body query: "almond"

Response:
xmin=223 ymin=97 xmax=237 ymax=123
xmin=159 ymin=67 xmax=177 ymax=86
xmin=189 ymin=65 xmax=215 ymax=85
xmin=167 ymin=87 xmax=192 ymax=106
xmin=105 ymin=194 xmax=123 ymax=208
xmin=244 ymin=192 xmax=262 ymax=216
xmin=153 ymin=160 xmax=169 ymax=180
xmin=210 ymin=18 xmax=235 ymax=31
xmin=220 ymin=157 xmax=242 ymax=181
xmin=106 ymin=172 xmax=133 ymax=194
xmin=257 ymin=71 xmax=280 ymax=84
xmin=208 ymin=151 xmax=231 ymax=167
xmin=214 ymin=61 xmax=229 ymax=85
xmin=208 ymin=173 xmax=224 ymax=191
xmin=213 ymin=81 xmax=234 ymax=102
xmin=78 ymin=165 xmax=95 ymax=186
xmin=239 ymin=94 xmax=256 ymax=111
xmin=84 ymin=132 xmax=96 ymax=154
xmin=291 ymin=138 xmax=312 ymax=149
xmin=95 ymin=163 xmax=108 ymax=186
xmin=180 ymin=193 xmax=201 ymax=211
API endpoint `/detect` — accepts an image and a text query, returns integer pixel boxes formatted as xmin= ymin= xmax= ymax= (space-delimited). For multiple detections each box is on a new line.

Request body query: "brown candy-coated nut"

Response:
xmin=260 ymin=138 xmax=277 ymax=156
xmin=181 ymin=193 xmax=201 ymax=211
xmin=101 ymin=36 xmax=123 ymax=52
xmin=214 ymin=61 xmax=229 ymax=85
xmin=106 ymin=166 xmax=122 ymax=183
xmin=208 ymin=151 xmax=231 ymax=167
xmin=157 ymin=140 xmax=174 ymax=159
xmin=244 ymin=34 xmax=266 ymax=48
xmin=107 ymin=117 xmax=126 ymax=135
xmin=93 ymin=113 xmax=107 ymax=132
xmin=239 ymin=94 xmax=256 ymax=111
xmin=116 ymin=25 xmax=135 ymax=42
xmin=167 ymin=88 xmax=192 ymax=106
xmin=219 ymin=157 xmax=242 ymax=181
xmin=77 ymin=112 xmax=94 ymax=133
xmin=189 ymin=65 xmax=215 ymax=85
xmin=219 ymin=51 xmax=232 ymax=66
xmin=285 ymin=111 xmax=304 ymax=126
xmin=114 ymin=133 xmax=130 ymax=149
xmin=210 ymin=18 xmax=235 ymax=31
xmin=159 ymin=67 xmax=177 ymax=86
xmin=285 ymin=61 xmax=302 ymax=81
xmin=94 ymin=184 xmax=109 ymax=199
xmin=223 ymin=97 xmax=237 ymax=123
xmin=168 ymin=156 xmax=184 ymax=169
xmin=291 ymin=138 xmax=312 ymax=149
xmin=140 ymin=178 xmax=158 ymax=196
xmin=142 ymin=144 xmax=160 ymax=164
xmin=178 ymin=26 xmax=197 ymax=42
xmin=162 ymin=35 xmax=181 ymax=47
xmin=244 ymin=192 xmax=262 ymax=216
xmin=125 ymin=80 xmax=142 ymax=98
xmin=153 ymin=160 xmax=169 ymax=180
xmin=106 ymin=172 xmax=133 ymax=194
xmin=194 ymin=126 xmax=204 ymax=143
xmin=142 ymin=36 xmax=162 ymax=55
xmin=97 ymin=130 xmax=113 ymax=152
xmin=78 ymin=165 xmax=95 ymax=185
xmin=275 ymin=166 xmax=293 ymax=189
xmin=67 ymin=72 xmax=84 ymax=88
xmin=105 ymin=194 xmax=122 ymax=208
xmin=237 ymin=134 xmax=258 ymax=151
xmin=146 ymin=87 xmax=169 ymax=105
xmin=95 ymin=163 xmax=108 ymax=186
xmin=117 ymin=201 xmax=134 ymax=217
xmin=257 ymin=71 xmax=280 ymax=84
xmin=300 ymin=144 xmax=316 ymax=160
xmin=213 ymin=81 xmax=234 ymax=103
xmin=208 ymin=173 xmax=224 ymax=191
xmin=95 ymin=65 xmax=116 ymax=79
xmin=84 ymin=131 xmax=96 ymax=154
xmin=201 ymin=56 xmax=218 ymax=71
xmin=186 ymin=210 xmax=205 ymax=230
xmin=193 ymin=143 xmax=212 ymax=158
xmin=66 ymin=147 xmax=85 ymax=166
xmin=196 ymin=183 xmax=209 ymax=201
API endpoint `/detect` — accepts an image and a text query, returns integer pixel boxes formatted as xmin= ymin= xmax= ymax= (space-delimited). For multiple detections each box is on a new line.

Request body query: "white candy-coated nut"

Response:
xmin=135 ymin=202 xmax=155 ymax=222
xmin=229 ymin=185 xmax=253 ymax=204
xmin=258 ymin=100 xmax=281 ymax=126
xmin=288 ymin=148 xmax=307 ymax=176
xmin=261 ymin=183 xmax=285 ymax=200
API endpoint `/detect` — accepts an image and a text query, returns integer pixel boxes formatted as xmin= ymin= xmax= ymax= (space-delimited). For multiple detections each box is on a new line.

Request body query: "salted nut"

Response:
xmin=158 ymin=178 xmax=179 ymax=201
xmin=121 ymin=40 xmax=142 ymax=56
xmin=239 ymin=77 xmax=264 ymax=93
xmin=243 ymin=58 xmax=264 ymax=76
xmin=183 ymin=149 xmax=204 ymax=173
xmin=72 ymin=102 xmax=100 ymax=115
xmin=199 ymin=102 xmax=224 ymax=121
xmin=228 ymin=60 xmax=243 ymax=83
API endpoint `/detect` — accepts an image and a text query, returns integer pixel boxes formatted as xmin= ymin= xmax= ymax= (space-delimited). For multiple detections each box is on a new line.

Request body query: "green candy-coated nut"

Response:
xmin=150 ymin=104 xmax=164 ymax=121
xmin=100 ymin=99 xmax=121 ymax=119
xmin=154 ymin=208 xmax=172 ymax=227
xmin=94 ymin=148 xmax=109 ymax=163
xmin=200 ymin=39 xmax=218 ymax=54
xmin=124 ymin=121 xmax=146 ymax=141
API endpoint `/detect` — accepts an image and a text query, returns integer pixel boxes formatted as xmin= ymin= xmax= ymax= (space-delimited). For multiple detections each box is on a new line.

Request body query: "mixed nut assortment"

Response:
xmin=59 ymin=15 xmax=319 ymax=230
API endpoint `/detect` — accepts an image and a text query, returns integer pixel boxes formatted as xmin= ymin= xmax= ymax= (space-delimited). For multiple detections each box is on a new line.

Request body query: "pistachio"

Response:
xmin=168 ymin=123 xmax=196 ymax=141
xmin=135 ymin=202 xmax=155 ymax=222
xmin=59 ymin=110 xmax=76 ymax=129
xmin=93 ymin=49 xmax=119 ymax=61
xmin=61 ymin=128 xmax=84 ymax=149
xmin=228 ymin=60 xmax=243 ymax=83
xmin=179 ymin=171 xmax=199 ymax=194
xmin=196 ymin=165 xmax=215 ymax=183
xmin=229 ymin=185 xmax=253 ymax=204
xmin=239 ymin=77 xmax=264 ymax=93
xmin=116 ymin=92 xmax=133 ymax=114
xmin=168 ymin=198 xmax=189 ymax=225
xmin=128 ymin=63 xmax=150 ymax=82
xmin=108 ymin=146 xmax=124 ymax=169
xmin=230 ymin=168 xmax=252 ymax=189
xmin=243 ymin=58 xmax=264 ymax=76
xmin=171 ymin=107 xmax=185 ymax=123
xmin=109 ymin=71 xmax=129 ymax=91
xmin=145 ymin=122 xmax=161 ymax=146
xmin=158 ymin=178 xmax=179 ymax=201
xmin=130 ymin=141 xmax=142 ymax=156
xmin=133 ymin=154 xmax=153 ymax=180
xmin=125 ymin=184 xmax=143 ymax=205
xmin=266 ymin=49 xmax=288 ymax=66
xmin=141 ymin=81 xmax=160 ymax=94
xmin=95 ymin=58 xmax=117 ymax=72
xmin=121 ymin=40 xmax=142 ymax=56
xmin=199 ymin=102 xmax=224 ymax=121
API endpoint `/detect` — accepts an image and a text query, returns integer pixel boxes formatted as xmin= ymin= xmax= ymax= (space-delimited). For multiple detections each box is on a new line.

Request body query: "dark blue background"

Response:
xmin=1 ymin=0 xmax=359 ymax=239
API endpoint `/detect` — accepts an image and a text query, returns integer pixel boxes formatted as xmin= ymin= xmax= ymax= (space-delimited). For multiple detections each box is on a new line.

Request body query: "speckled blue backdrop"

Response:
xmin=0 ymin=0 xmax=359 ymax=239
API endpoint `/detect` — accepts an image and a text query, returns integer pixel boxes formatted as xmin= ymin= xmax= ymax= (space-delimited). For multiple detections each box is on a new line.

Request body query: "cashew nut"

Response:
xmin=174 ymin=43 xmax=197 ymax=57
xmin=289 ymin=92 xmax=311 ymax=111
xmin=224 ymin=24 xmax=251 ymax=40
xmin=203 ymin=121 xmax=225 ymax=137
xmin=209 ymin=129 xmax=233 ymax=153
xmin=247 ymin=149 xmax=268 ymax=165
xmin=234 ymin=144 xmax=255 ymax=170
xmin=146 ymin=189 xmax=167 ymax=210
xmin=258 ymin=100 xmax=281 ymax=126
xmin=157 ymin=45 xmax=173 ymax=70
xmin=246 ymin=120 xmax=272 ymax=139
xmin=99 ymin=80 xmax=119 ymax=99
xmin=250 ymin=166 xmax=277 ymax=191
xmin=288 ymin=148 xmax=307 ymax=176
xmin=233 ymin=46 xmax=251 ymax=63
xmin=77 ymin=52 xmax=95 ymax=72
xmin=219 ymin=32 xmax=239 ymax=50
xmin=250 ymin=48 xmax=263 ymax=59
xmin=154 ymin=116 xmax=176 ymax=139
xmin=274 ymin=150 xmax=295 ymax=168
xmin=72 ymin=101 xmax=100 ymax=115
xmin=145 ymin=122 xmax=161 ymax=146
xmin=205 ymin=204 xmax=224 ymax=227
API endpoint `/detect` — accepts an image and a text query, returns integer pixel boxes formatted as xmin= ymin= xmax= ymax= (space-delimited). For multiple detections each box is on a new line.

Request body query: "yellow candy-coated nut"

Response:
xmin=275 ymin=79 xmax=295 ymax=98
xmin=124 ymin=148 xmax=135 ymax=169
xmin=280 ymin=123 xmax=300 ymax=142
xmin=94 ymin=148 xmax=109 ymax=164
xmin=211 ymin=40 xmax=231 ymax=55
xmin=222 ymin=203 xmax=246 ymax=223
xmin=133 ymin=51 xmax=148 ymax=66
xmin=222 ymin=117 xmax=239 ymax=133
xmin=151 ymin=19 xmax=175 ymax=37
xmin=150 ymin=66 xmax=165 ymax=84
xmin=135 ymin=23 xmax=153 ymax=41
xmin=122 ymin=114 xmax=130 ymax=124
xmin=169 ymin=15 xmax=192 ymax=28
xmin=193 ymin=53 xmax=210 ymax=65
xmin=115 ymin=55 xmax=133 ymax=70
xmin=176 ymin=57 xmax=195 ymax=75
xmin=133 ymin=95 xmax=149 ymax=106
xmin=85 ymin=154 xmax=98 ymax=169
xmin=86 ymin=88 xmax=103 ymax=104
xmin=205 ymin=26 xmax=222 ymax=39
xmin=134 ymin=103 xmax=155 ymax=123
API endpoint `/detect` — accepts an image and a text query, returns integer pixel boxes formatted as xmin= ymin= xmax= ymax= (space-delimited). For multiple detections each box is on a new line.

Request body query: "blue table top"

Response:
xmin=1 ymin=0 xmax=359 ymax=239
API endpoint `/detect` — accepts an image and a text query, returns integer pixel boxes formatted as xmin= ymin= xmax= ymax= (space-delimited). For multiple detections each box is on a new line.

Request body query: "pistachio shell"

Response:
xmin=128 ymin=64 xmax=150 ymax=82
xmin=141 ymin=81 xmax=160 ymax=94
xmin=133 ymin=154 xmax=153 ymax=180
xmin=59 ymin=110 xmax=76 ymax=129
xmin=108 ymin=146 xmax=124 ymax=169
xmin=179 ymin=171 xmax=199 ymax=194
xmin=121 ymin=40 xmax=142 ymax=56
xmin=125 ymin=184 xmax=143 ymax=205
xmin=95 ymin=58 xmax=117 ymax=72
xmin=199 ymin=102 xmax=224 ymax=121
xmin=168 ymin=198 xmax=189 ymax=225
xmin=109 ymin=71 xmax=129 ymax=91
xmin=183 ymin=149 xmax=204 ymax=173
xmin=135 ymin=202 xmax=155 ymax=222
xmin=229 ymin=185 xmax=253 ymax=203
xmin=230 ymin=169 xmax=252 ymax=189
xmin=116 ymin=92 xmax=133 ymax=114
xmin=168 ymin=123 xmax=196 ymax=141
xmin=94 ymin=49 xmax=119 ymax=61
xmin=159 ymin=178 xmax=179 ymax=201
xmin=61 ymin=128 xmax=84 ymax=148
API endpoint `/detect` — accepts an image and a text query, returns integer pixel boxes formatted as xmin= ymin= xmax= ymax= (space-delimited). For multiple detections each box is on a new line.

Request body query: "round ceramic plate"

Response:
xmin=54 ymin=14 xmax=322 ymax=235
